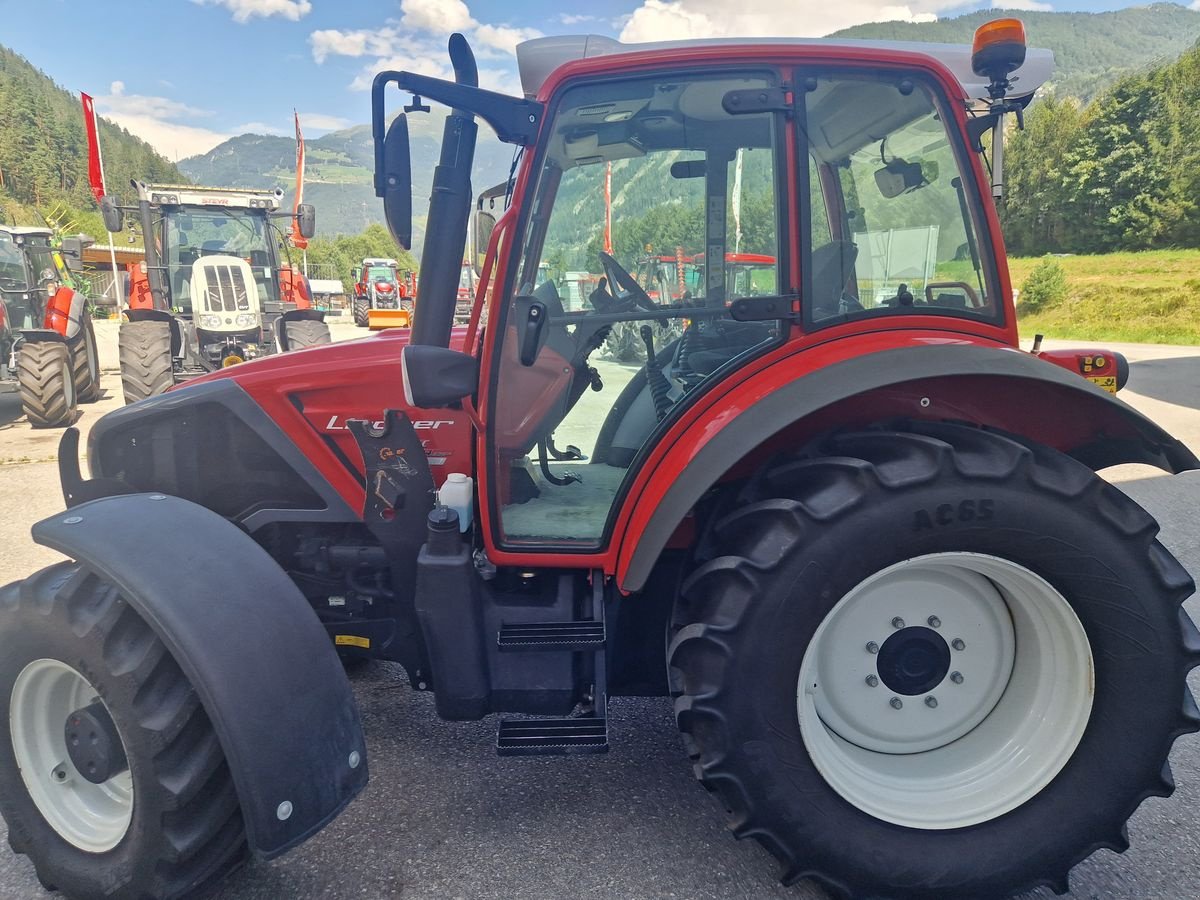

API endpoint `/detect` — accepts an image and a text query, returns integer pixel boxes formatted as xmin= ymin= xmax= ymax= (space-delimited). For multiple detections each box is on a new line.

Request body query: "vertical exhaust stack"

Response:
xmin=411 ymin=35 xmax=480 ymax=348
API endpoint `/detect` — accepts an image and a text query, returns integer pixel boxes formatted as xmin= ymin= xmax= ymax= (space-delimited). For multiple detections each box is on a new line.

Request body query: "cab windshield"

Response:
xmin=164 ymin=208 xmax=279 ymax=310
xmin=0 ymin=236 xmax=27 ymax=291
xmin=368 ymin=266 xmax=396 ymax=282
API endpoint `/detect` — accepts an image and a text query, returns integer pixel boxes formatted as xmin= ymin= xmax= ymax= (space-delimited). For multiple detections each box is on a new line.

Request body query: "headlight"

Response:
xmin=197 ymin=314 xmax=222 ymax=329
xmin=235 ymin=313 xmax=260 ymax=328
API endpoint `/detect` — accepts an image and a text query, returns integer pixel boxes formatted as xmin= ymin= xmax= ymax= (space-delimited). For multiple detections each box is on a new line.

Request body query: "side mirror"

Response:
xmin=296 ymin=203 xmax=316 ymax=239
xmin=99 ymin=196 xmax=123 ymax=234
xmin=351 ymin=268 xmax=361 ymax=281
xmin=473 ymin=209 xmax=496 ymax=275
xmin=401 ymin=345 xmax=478 ymax=408
xmin=380 ymin=114 xmax=412 ymax=249
xmin=60 ymin=234 xmax=94 ymax=263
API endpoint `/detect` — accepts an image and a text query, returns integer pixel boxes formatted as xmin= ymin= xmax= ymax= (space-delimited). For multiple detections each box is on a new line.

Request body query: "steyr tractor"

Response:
xmin=99 ymin=182 xmax=330 ymax=404
xmin=2 ymin=19 xmax=1198 ymax=900
xmin=351 ymin=257 xmax=414 ymax=329
xmin=0 ymin=227 xmax=101 ymax=427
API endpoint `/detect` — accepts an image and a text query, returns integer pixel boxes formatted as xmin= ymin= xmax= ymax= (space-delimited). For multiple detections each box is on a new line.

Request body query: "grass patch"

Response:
xmin=1011 ymin=249 xmax=1200 ymax=345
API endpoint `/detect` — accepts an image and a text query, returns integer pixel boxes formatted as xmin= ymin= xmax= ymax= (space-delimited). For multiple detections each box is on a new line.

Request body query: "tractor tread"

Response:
xmin=283 ymin=318 xmax=331 ymax=350
xmin=71 ymin=314 xmax=102 ymax=403
xmin=119 ymin=320 xmax=175 ymax=404
xmin=17 ymin=341 xmax=76 ymax=428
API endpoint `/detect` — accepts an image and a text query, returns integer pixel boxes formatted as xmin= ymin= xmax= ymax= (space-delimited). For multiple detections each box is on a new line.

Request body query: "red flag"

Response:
xmin=80 ymin=92 xmax=106 ymax=202
xmin=289 ymin=110 xmax=308 ymax=250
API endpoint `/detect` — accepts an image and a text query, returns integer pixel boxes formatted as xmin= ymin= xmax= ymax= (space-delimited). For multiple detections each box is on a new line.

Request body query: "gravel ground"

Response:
xmin=0 ymin=334 xmax=1199 ymax=899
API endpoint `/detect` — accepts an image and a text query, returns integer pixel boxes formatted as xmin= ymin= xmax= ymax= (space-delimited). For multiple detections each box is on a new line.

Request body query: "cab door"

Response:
xmin=482 ymin=66 xmax=791 ymax=553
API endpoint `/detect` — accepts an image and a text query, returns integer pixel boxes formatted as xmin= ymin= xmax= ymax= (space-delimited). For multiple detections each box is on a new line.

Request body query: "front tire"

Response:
xmin=0 ymin=563 xmax=247 ymax=898
xmin=119 ymin=320 xmax=175 ymax=405
xmin=17 ymin=341 xmax=77 ymax=428
xmin=353 ymin=298 xmax=369 ymax=328
xmin=283 ymin=318 xmax=331 ymax=350
xmin=670 ymin=422 xmax=1200 ymax=899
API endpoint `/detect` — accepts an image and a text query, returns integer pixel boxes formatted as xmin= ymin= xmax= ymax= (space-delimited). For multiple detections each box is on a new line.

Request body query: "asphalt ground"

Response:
xmin=0 ymin=330 xmax=1199 ymax=899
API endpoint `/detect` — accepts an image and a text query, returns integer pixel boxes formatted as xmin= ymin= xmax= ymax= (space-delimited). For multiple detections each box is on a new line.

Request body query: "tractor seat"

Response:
xmin=810 ymin=240 xmax=860 ymax=320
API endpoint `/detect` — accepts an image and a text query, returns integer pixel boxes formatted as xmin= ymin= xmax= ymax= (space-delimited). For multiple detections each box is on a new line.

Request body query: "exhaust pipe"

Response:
xmin=410 ymin=34 xmax=479 ymax=348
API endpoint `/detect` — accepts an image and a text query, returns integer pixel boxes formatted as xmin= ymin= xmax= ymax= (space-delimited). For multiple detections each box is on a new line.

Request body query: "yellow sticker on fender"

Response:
xmin=1087 ymin=376 xmax=1118 ymax=393
xmin=335 ymin=634 xmax=371 ymax=649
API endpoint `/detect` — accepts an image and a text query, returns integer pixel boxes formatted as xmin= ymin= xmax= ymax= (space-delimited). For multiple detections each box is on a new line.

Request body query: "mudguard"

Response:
xmin=31 ymin=493 xmax=368 ymax=859
xmin=125 ymin=307 xmax=185 ymax=356
xmin=620 ymin=343 xmax=1200 ymax=590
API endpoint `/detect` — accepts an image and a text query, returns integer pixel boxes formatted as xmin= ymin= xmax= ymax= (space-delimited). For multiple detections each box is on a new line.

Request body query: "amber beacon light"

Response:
xmin=971 ymin=18 xmax=1027 ymax=81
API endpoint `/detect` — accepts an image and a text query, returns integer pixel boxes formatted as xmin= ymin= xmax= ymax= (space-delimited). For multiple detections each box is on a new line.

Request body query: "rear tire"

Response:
xmin=119 ymin=321 xmax=174 ymax=405
xmin=353 ymin=299 xmax=369 ymax=328
xmin=0 ymin=563 xmax=247 ymax=899
xmin=71 ymin=314 xmax=102 ymax=403
xmin=283 ymin=318 xmax=331 ymax=350
xmin=17 ymin=342 xmax=77 ymax=428
xmin=669 ymin=422 xmax=1200 ymax=899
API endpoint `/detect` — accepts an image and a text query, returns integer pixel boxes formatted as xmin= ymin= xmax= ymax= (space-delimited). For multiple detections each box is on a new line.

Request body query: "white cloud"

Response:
xmin=232 ymin=121 xmax=289 ymax=135
xmin=400 ymin=0 xmax=474 ymax=32
xmin=94 ymin=85 xmax=231 ymax=159
xmin=299 ymin=112 xmax=355 ymax=131
xmin=311 ymin=0 xmax=541 ymax=95
xmin=192 ymin=0 xmax=313 ymax=23
xmin=618 ymin=0 xmax=961 ymax=41
xmin=559 ymin=13 xmax=598 ymax=25
xmin=995 ymin=0 xmax=1052 ymax=10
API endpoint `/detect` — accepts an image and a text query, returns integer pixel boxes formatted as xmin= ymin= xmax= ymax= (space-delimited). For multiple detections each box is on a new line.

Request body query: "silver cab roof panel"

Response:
xmin=516 ymin=35 xmax=1053 ymax=103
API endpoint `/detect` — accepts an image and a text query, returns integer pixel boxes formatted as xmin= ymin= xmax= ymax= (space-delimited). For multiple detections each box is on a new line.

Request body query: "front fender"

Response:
xmin=617 ymin=343 xmax=1198 ymax=591
xmin=31 ymin=493 xmax=367 ymax=859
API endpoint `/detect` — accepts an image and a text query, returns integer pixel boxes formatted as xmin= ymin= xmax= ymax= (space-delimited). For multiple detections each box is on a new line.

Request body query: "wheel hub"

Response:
xmin=65 ymin=700 xmax=128 ymax=785
xmin=876 ymin=626 xmax=950 ymax=696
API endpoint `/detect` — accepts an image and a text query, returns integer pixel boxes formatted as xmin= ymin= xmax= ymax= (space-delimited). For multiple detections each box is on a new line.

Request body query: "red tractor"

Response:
xmin=351 ymin=257 xmax=416 ymax=329
xmin=2 ymin=20 xmax=1197 ymax=900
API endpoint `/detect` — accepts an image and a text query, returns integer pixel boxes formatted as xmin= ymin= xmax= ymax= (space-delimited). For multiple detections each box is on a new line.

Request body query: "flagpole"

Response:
xmin=82 ymin=94 xmax=122 ymax=308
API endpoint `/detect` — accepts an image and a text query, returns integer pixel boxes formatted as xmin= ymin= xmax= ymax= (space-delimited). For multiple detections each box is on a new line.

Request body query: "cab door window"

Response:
xmin=491 ymin=70 xmax=785 ymax=547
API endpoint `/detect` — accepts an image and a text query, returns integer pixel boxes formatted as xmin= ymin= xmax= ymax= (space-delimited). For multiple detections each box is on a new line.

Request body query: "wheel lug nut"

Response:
xmin=952 ymin=638 xmax=966 ymax=651
xmin=889 ymin=697 xmax=903 ymax=710
xmin=950 ymin=671 xmax=964 ymax=684
xmin=866 ymin=641 xmax=879 ymax=654
xmin=927 ymin=615 xmax=941 ymax=628
xmin=925 ymin=696 xmax=938 ymax=708
xmin=865 ymin=674 xmax=879 ymax=687
xmin=891 ymin=617 xmax=905 ymax=629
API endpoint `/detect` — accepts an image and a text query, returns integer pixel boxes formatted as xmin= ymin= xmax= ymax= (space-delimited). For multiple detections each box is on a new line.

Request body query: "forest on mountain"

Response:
xmin=0 ymin=46 xmax=182 ymax=238
xmin=1002 ymin=41 xmax=1200 ymax=255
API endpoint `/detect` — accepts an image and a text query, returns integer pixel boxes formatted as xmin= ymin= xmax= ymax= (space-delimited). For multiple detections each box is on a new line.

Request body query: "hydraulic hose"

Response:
xmin=641 ymin=325 xmax=672 ymax=421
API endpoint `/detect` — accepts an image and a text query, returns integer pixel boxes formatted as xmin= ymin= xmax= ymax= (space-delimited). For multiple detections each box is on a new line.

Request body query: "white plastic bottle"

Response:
xmin=437 ymin=473 xmax=473 ymax=533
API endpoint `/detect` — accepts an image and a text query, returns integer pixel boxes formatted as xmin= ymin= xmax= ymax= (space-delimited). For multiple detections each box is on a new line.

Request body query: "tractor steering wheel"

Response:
xmin=599 ymin=251 xmax=659 ymax=312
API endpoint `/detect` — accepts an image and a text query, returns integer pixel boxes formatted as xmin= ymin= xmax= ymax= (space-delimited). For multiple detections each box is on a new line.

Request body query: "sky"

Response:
xmin=1 ymin=0 xmax=1194 ymax=160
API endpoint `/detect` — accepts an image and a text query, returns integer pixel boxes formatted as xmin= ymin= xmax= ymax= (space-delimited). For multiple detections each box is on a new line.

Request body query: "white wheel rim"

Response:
xmin=86 ymin=328 xmax=99 ymax=381
xmin=61 ymin=359 xmax=75 ymax=408
xmin=797 ymin=553 xmax=1093 ymax=830
xmin=10 ymin=659 xmax=133 ymax=852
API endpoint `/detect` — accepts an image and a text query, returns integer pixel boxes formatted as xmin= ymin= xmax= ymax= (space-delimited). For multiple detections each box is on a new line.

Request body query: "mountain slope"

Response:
xmin=0 ymin=45 xmax=184 ymax=227
xmin=830 ymin=3 xmax=1200 ymax=99
xmin=179 ymin=114 xmax=515 ymax=244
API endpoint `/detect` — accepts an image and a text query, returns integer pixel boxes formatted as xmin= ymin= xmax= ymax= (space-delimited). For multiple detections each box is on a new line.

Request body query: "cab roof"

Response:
xmin=516 ymin=35 xmax=1053 ymax=104
xmin=0 ymin=225 xmax=53 ymax=239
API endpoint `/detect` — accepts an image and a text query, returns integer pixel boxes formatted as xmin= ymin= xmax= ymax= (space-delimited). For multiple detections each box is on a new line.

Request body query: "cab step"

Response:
xmin=497 ymin=620 xmax=605 ymax=651
xmin=496 ymin=716 xmax=609 ymax=756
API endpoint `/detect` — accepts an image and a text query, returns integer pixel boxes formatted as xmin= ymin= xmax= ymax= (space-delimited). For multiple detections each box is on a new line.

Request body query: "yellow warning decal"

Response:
xmin=335 ymin=634 xmax=371 ymax=649
xmin=1086 ymin=376 xmax=1118 ymax=393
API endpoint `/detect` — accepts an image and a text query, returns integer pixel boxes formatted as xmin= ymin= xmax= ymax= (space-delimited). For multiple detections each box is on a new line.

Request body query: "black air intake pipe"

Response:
xmin=410 ymin=34 xmax=479 ymax=348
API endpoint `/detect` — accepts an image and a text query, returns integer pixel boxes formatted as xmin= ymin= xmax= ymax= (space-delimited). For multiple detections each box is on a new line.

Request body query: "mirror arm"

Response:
xmin=371 ymin=70 xmax=543 ymax=147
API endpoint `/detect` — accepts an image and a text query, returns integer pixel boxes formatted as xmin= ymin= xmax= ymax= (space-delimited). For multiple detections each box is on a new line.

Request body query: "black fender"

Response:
xmin=620 ymin=343 xmax=1199 ymax=591
xmin=31 ymin=493 xmax=368 ymax=859
xmin=16 ymin=328 xmax=65 ymax=344
xmin=280 ymin=307 xmax=326 ymax=325
xmin=124 ymin=307 xmax=185 ymax=356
